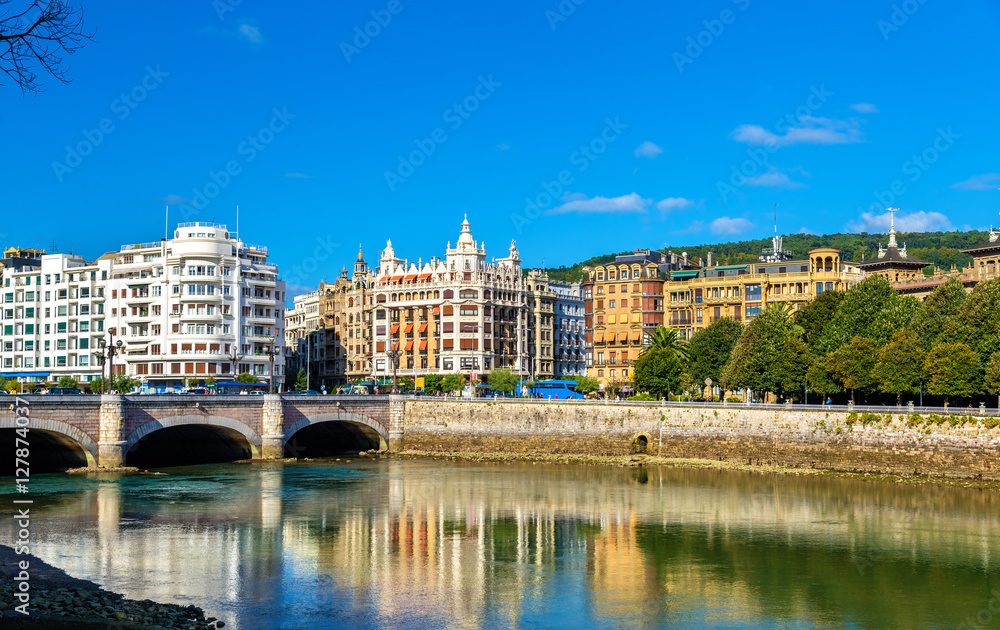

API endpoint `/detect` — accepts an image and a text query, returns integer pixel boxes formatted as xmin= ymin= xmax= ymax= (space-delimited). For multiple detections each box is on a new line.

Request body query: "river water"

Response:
xmin=4 ymin=459 xmax=1000 ymax=629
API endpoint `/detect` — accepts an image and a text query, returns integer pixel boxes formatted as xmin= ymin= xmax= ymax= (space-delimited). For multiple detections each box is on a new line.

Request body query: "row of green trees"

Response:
xmin=633 ymin=275 xmax=1000 ymax=406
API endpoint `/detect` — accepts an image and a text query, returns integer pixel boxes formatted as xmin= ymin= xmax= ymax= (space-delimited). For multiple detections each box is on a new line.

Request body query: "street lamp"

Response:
xmin=266 ymin=344 xmax=276 ymax=394
xmin=386 ymin=347 xmax=402 ymax=394
xmin=227 ymin=349 xmax=244 ymax=379
xmin=919 ymin=374 xmax=923 ymax=407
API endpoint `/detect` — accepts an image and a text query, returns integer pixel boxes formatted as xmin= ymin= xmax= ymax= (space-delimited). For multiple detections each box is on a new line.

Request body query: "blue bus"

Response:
xmin=517 ymin=380 xmax=585 ymax=400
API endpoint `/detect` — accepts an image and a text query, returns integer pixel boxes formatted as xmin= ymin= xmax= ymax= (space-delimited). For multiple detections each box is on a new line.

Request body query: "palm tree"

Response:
xmin=767 ymin=301 xmax=805 ymax=338
xmin=641 ymin=326 xmax=690 ymax=361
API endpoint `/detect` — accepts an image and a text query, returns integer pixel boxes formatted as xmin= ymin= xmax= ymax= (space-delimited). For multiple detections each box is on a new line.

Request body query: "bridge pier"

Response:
xmin=388 ymin=395 xmax=405 ymax=452
xmin=98 ymin=395 xmax=126 ymax=468
xmin=261 ymin=395 xmax=285 ymax=459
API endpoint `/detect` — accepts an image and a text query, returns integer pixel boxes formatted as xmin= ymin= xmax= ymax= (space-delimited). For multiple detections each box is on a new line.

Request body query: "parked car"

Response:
xmin=248 ymin=390 xmax=266 ymax=396
xmin=186 ymin=387 xmax=211 ymax=395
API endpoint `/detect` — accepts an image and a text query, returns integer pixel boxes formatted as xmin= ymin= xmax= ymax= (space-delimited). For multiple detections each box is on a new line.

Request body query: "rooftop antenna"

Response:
xmin=49 ymin=240 xmax=58 ymax=254
xmin=773 ymin=203 xmax=778 ymax=237
xmin=164 ymin=205 xmax=168 ymax=241
xmin=236 ymin=205 xmax=240 ymax=243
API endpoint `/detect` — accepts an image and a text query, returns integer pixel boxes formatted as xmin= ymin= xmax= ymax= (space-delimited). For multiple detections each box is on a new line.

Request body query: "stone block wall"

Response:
xmin=402 ymin=400 xmax=1000 ymax=480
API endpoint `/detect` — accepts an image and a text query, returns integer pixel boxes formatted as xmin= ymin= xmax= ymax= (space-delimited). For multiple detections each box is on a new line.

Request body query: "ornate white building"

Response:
xmin=372 ymin=217 xmax=529 ymax=380
xmin=0 ymin=222 xmax=285 ymax=391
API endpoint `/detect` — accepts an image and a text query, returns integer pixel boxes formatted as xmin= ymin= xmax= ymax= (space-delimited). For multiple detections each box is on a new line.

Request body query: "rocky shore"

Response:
xmin=0 ymin=546 xmax=225 ymax=629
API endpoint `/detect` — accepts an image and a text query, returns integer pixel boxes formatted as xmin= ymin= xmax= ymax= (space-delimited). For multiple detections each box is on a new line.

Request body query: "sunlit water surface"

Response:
xmin=4 ymin=460 xmax=1000 ymax=629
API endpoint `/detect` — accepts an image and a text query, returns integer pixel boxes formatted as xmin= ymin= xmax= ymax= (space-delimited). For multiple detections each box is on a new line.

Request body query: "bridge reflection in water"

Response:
xmin=6 ymin=462 xmax=1000 ymax=629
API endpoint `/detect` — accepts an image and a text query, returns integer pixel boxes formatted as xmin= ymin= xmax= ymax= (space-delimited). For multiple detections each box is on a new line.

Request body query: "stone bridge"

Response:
xmin=0 ymin=395 xmax=402 ymax=469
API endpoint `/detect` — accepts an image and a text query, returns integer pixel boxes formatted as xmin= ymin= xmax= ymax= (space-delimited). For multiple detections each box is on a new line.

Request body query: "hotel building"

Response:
xmin=0 ymin=223 xmax=285 ymax=391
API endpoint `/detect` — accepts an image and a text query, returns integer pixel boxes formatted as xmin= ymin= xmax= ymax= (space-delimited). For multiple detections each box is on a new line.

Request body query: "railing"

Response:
xmin=120 ymin=241 xmax=161 ymax=251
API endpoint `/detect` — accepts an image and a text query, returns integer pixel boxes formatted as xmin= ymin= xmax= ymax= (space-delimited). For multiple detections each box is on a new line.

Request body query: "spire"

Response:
xmin=457 ymin=214 xmax=475 ymax=247
xmin=357 ymin=243 xmax=364 ymax=262
xmin=887 ymin=207 xmax=898 ymax=249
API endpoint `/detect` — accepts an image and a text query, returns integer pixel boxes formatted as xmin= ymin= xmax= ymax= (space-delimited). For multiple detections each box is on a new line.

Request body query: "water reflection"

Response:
xmin=4 ymin=461 xmax=1000 ymax=629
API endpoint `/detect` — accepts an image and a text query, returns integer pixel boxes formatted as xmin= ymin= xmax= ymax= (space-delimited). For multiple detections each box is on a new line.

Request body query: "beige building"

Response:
xmin=665 ymin=242 xmax=863 ymax=339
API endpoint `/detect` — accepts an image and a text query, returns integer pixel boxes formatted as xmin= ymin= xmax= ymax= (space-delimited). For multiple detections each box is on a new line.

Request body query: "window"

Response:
xmin=459 ymin=290 xmax=477 ymax=299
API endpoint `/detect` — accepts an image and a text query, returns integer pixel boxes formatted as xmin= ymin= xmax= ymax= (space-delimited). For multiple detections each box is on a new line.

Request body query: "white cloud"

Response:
xmin=743 ymin=167 xmax=807 ymax=189
xmin=635 ymin=141 xmax=663 ymax=159
xmin=548 ymin=193 xmax=695 ymax=216
xmin=731 ymin=116 xmax=863 ymax=147
xmin=850 ymin=103 xmax=879 ymax=114
xmin=655 ymin=197 xmax=696 ymax=212
xmin=953 ymin=173 xmax=1000 ymax=191
xmin=548 ymin=193 xmax=648 ymax=215
xmin=710 ymin=217 xmax=754 ymax=235
xmin=672 ymin=220 xmax=705 ymax=235
xmin=239 ymin=23 xmax=263 ymax=44
xmin=285 ymin=172 xmax=313 ymax=179
xmin=799 ymin=226 xmax=820 ymax=235
xmin=847 ymin=210 xmax=954 ymax=233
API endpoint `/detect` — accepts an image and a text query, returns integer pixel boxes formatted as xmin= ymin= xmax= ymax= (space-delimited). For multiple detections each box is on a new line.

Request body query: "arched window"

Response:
xmin=443 ymin=289 xmax=454 ymax=299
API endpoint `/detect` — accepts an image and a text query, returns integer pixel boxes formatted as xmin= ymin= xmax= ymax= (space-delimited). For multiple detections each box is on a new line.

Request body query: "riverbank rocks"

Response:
xmin=0 ymin=546 xmax=225 ymax=629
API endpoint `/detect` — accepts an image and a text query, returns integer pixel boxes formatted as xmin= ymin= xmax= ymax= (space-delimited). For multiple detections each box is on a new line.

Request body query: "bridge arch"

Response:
xmin=125 ymin=415 xmax=262 ymax=468
xmin=0 ymin=417 xmax=98 ymax=470
xmin=284 ymin=411 xmax=388 ymax=456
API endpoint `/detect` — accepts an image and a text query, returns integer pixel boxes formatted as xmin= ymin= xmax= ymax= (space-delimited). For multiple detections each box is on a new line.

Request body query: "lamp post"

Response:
xmin=99 ymin=333 xmax=124 ymax=394
xmin=386 ymin=347 xmax=402 ymax=394
xmin=227 ymin=350 xmax=244 ymax=379
xmin=266 ymin=344 xmax=276 ymax=394
xmin=919 ymin=374 xmax=923 ymax=407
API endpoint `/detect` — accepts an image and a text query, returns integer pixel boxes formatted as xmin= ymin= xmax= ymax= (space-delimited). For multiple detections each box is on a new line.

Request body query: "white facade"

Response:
xmin=0 ymin=222 xmax=284 ymax=391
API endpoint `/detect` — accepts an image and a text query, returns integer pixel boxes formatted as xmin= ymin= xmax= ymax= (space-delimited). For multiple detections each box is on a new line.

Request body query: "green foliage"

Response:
xmin=422 ymin=373 xmax=444 ymax=393
xmin=236 ymin=372 xmax=258 ymax=384
xmin=910 ymin=277 xmax=968 ymax=348
xmin=720 ymin=307 xmax=796 ymax=396
xmin=441 ymin=373 xmax=467 ymax=394
xmin=985 ymin=353 xmax=1000 ymax=406
xmin=818 ymin=275 xmax=919 ymax=354
xmin=806 ymin=355 xmax=840 ymax=397
xmin=3 ymin=378 xmax=19 ymax=392
xmin=489 ymin=368 xmax=517 ymax=394
xmin=641 ymin=326 xmax=690 ymax=361
xmin=776 ymin=338 xmax=813 ymax=397
xmin=939 ymin=278 xmax=1000 ymax=368
xmin=794 ymin=290 xmax=845 ymax=351
xmin=284 ymin=367 xmax=303 ymax=390
xmin=827 ymin=336 xmax=879 ymax=402
xmin=924 ymin=343 xmax=982 ymax=404
xmin=294 ymin=370 xmax=308 ymax=391
xmin=628 ymin=393 xmax=657 ymax=401
xmin=90 ymin=376 xmax=108 ymax=394
xmin=572 ymin=375 xmax=600 ymax=394
xmin=687 ymin=317 xmax=743 ymax=387
xmin=633 ymin=349 xmax=685 ymax=398
xmin=872 ymin=330 xmax=926 ymax=404
xmin=56 ymin=376 xmax=78 ymax=389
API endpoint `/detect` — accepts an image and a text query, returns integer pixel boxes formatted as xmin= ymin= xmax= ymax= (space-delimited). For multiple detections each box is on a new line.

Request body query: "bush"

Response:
xmin=627 ymin=393 xmax=656 ymax=401
xmin=726 ymin=397 xmax=742 ymax=403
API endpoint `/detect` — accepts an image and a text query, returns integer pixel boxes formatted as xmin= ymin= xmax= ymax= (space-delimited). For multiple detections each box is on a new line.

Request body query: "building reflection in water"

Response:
xmin=5 ymin=461 xmax=1000 ymax=629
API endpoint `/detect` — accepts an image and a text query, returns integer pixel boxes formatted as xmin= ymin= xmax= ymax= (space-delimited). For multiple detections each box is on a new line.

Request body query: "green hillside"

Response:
xmin=542 ymin=230 xmax=988 ymax=283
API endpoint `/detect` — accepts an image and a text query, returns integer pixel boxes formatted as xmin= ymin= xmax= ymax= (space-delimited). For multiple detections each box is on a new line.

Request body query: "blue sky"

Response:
xmin=4 ymin=0 xmax=1000 ymax=299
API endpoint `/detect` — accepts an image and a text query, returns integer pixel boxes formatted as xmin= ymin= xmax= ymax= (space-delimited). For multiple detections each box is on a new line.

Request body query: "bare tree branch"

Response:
xmin=0 ymin=0 xmax=95 ymax=95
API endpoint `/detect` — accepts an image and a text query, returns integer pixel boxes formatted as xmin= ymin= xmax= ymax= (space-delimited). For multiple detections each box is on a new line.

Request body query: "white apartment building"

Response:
xmin=0 ymin=222 xmax=285 ymax=392
xmin=372 ymin=217 xmax=530 ymax=381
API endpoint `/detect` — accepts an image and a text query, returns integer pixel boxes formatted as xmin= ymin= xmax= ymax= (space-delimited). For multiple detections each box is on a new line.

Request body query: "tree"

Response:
xmin=604 ymin=375 xmax=633 ymax=400
xmin=572 ymin=375 xmax=600 ymax=395
xmin=776 ymin=338 xmax=813 ymax=401
xmin=910 ymin=277 xmax=968 ymax=348
xmin=985 ymin=352 xmax=1000 ymax=409
xmin=720 ymin=307 xmax=795 ymax=398
xmin=489 ymin=368 xmax=517 ymax=395
xmin=422 ymin=373 xmax=443 ymax=394
xmin=633 ymin=349 xmax=685 ymax=399
xmin=441 ymin=373 xmax=466 ymax=395
xmin=806 ymin=355 xmax=840 ymax=400
xmin=641 ymin=326 xmax=690 ymax=361
xmin=236 ymin=373 xmax=258 ymax=384
xmin=686 ymin=317 xmax=743 ymax=390
xmin=827 ymin=336 xmax=879 ymax=403
xmin=872 ymin=330 xmax=925 ymax=405
xmin=90 ymin=376 xmax=107 ymax=394
xmin=294 ymin=370 xmax=308 ymax=392
xmin=818 ymin=275 xmax=919 ymax=354
xmin=794 ymin=290 xmax=845 ymax=351
xmin=284 ymin=367 xmax=302 ymax=391
xmin=3 ymin=378 xmax=18 ymax=393
xmin=940 ymin=278 xmax=1000 ymax=369
xmin=1 ymin=0 xmax=95 ymax=94
xmin=56 ymin=375 xmax=77 ymax=389
xmin=924 ymin=343 xmax=982 ymax=406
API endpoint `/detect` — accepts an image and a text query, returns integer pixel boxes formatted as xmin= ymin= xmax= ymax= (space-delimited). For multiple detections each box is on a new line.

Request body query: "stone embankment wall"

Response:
xmin=402 ymin=400 xmax=1000 ymax=480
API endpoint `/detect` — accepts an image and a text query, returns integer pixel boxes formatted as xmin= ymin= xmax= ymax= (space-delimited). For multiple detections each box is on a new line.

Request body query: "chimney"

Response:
xmin=682 ymin=251 xmax=688 ymax=267
xmin=698 ymin=256 xmax=704 ymax=268
xmin=707 ymin=251 xmax=714 ymax=268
